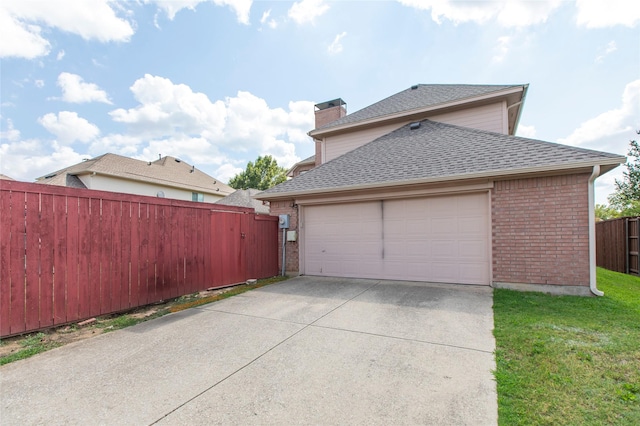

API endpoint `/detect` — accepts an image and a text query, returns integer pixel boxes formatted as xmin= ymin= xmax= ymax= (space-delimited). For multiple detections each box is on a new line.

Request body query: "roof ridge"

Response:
xmin=315 ymin=83 xmax=526 ymax=131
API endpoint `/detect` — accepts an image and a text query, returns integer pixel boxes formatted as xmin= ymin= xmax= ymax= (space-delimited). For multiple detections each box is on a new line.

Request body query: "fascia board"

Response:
xmin=254 ymin=156 xmax=625 ymax=201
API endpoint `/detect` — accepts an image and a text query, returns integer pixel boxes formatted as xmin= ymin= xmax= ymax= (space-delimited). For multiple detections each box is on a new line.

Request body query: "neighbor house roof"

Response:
xmin=215 ymin=189 xmax=270 ymax=214
xmin=0 ymin=174 xmax=15 ymax=181
xmin=36 ymin=153 xmax=233 ymax=195
xmin=257 ymin=120 xmax=625 ymax=199
xmin=310 ymin=84 xmax=528 ymax=137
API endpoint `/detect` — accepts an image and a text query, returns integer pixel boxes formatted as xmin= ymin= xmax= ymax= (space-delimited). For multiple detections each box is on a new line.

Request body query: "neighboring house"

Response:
xmin=256 ymin=84 xmax=625 ymax=296
xmin=215 ymin=188 xmax=270 ymax=214
xmin=36 ymin=153 xmax=233 ymax=202
xmin=0 ymin=174 xmax=16 ymax=181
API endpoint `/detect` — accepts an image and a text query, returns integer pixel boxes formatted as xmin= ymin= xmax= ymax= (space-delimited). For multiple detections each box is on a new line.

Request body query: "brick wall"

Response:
xmin=269 ymin=200 xmax=300 ymax=275
xmin=492 ymin=173 xmax=591 ymax=287
xmin=314 ymin=105 xmax=346 ymax=129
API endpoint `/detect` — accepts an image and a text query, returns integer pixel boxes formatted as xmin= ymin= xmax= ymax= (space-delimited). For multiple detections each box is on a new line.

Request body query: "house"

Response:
xmin=256 ymin=84 xmax=625 ymax=296
xmin=35 ymin=153 xmax=233 ymax=202
xmin=215 ymin=188 xmax=270 ymax=214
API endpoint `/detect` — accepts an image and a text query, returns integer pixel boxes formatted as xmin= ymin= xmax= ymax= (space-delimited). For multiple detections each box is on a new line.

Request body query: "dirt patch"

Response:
xmin=0 ymin=287 xmax=233 ymax=359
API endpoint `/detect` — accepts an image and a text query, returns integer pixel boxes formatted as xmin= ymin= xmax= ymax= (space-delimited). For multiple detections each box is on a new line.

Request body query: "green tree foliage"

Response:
xmin=595 ymin=203 xmax=620 ymax=221
xmin=228 ymin=155 xmax=287 ymax=190
xmin=608 ymin=136 xmax=639 ymax=213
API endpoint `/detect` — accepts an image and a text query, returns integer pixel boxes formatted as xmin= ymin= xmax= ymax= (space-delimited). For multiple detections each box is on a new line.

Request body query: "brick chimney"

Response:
xmin=313 ymin=98 xmax=346 ymax=166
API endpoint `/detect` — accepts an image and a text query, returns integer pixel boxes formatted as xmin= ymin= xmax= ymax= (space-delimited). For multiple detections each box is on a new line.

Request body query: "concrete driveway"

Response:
xmin=1 ymin=277 xmax=497 ymax=425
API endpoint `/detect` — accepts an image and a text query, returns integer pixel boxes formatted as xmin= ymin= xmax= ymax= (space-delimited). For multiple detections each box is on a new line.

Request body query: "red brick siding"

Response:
xmin=314 ymin=105 xmax=346 ymax=129
xmin=269 ymin=200 xmax=300 ymax=275
xmin=492 ymin=174 xmax=591 ymax=287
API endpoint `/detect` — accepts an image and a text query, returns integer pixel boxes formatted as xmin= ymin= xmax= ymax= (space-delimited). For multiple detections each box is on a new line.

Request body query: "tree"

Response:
xmin=608 ymin=134 xmax=640 ymax=214
xmin=595 ymin=203 xmax=620 ymax=221
xmin=228 ymin=155 xmax=287 ymax=190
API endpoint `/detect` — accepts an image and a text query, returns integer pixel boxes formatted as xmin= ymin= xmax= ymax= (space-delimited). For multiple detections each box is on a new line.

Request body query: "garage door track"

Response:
xmin=1 ymin=276 xmax=497 ymax=425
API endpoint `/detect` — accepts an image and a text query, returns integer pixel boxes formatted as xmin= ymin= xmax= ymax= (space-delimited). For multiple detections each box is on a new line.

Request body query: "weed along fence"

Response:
xmin=596 ymin=216 xmax=639 ymax=276
xmin=0 ymin=181 xmax=279 ymax=338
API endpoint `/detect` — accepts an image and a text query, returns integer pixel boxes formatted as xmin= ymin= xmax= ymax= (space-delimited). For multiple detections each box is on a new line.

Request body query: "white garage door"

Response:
xmin=303 ymin=193 xmax=490 ymax=285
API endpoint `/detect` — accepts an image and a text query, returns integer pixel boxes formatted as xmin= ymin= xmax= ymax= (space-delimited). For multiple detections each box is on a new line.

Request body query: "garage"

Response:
xmin=302 ymin=192 xmax=490 ymax=285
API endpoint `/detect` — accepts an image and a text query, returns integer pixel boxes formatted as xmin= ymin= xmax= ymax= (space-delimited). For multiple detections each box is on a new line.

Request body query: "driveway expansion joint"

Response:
xmin=151 ymin=280 xmax=384 ymax=424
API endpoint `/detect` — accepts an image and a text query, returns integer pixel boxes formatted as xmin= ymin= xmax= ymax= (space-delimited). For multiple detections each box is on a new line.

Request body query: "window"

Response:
xmin=192 ymin=192 xmax=204 ymax=202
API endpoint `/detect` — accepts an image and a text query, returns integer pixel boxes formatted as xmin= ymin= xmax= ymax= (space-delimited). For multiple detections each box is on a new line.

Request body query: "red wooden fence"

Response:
xmin=0 ymin=181 xmax=278 ymax=338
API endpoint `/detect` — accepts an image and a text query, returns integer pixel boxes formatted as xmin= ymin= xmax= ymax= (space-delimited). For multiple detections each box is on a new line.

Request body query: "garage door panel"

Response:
xmin=458 ymin=218 xmax=486 ymax=234
xmin=430 ymin=217 xmax=457 ymax=233
xmin=430 ymin=262 xmax=462 ymax=283
xmin=459 ymin=263 xmax=489 ymax=284
xmin=430 ymin=240 xmax=457 ymax=258
xmin=304 ymin=193 xmax=489 ymax=285
xmin=460 ymin=240 xmax=487 ymax=259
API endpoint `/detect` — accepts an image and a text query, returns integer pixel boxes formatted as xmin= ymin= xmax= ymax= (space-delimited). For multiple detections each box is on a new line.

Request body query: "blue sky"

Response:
xmin=1 ymin=0 xmax=638 ymax=204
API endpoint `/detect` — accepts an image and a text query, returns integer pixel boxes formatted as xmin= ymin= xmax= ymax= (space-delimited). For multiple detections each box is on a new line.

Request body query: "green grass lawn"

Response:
xmin=493 ymin=268 xmax=640 ymax=425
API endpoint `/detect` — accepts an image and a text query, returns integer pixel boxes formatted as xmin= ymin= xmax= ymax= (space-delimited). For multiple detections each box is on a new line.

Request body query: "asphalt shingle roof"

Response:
xmin=36 ymin=153 xmax=233 ymax=195
xmin=317 ymin=84 xmax=523 ymax=130
xmin=260 ymin=120 xmax=624 ymax=197
xmin=215 ymin=189 xmax=270 ymax=214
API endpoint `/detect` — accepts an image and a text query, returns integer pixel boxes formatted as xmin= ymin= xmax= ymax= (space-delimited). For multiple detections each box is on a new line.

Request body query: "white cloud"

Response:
xmin=38 ymin=111 xmax=100 ymax=144
xmin=496 ymin=0 xmax=561 ymax=27
xmin=88 ymin=134 xmax=142 ymax=158
xmin=260 ymin=8 xmax=277 ymax=29
xmin=288 ymin=0 xmax=329 ymax=25
xmin=214 ymin=163 xmax=244 ymax=183
xmin=328 ymin=32 xmax=347 ymax=54
xmin=516 ymin=124 xmax=537 ymax=139
xmin=595 ymin=40 xmax=617 ymax=63
xmin=0 ymin=0 xmax=134 ymax=59
xmin=0 ymin=118 xmax=21 ymax=142
xmin=110 ymin=74 xmax=227 ymax=140
xmin=0 ymin=138 xmax=86 ymax=182
xmin=147 ymin=0 xmax=252 ymax=25
xmin=0 ymin=7 xmax=50 ymax=59
xmin=492 ymin=35 xmax=511 ymax=63
xmin=57 ymin=72 xmax=112 ymax=104
xmin=35 ymin=79 xmax=44 ymax=88
xmin=56 ymin=50 xmax=65 ymax=61
xmin=558 ymin=79 xmax=640 ymax=148
xmin=260 ymin=9 xmax=271 ymax=23
xmin=109 ymin=75 xmax=314 ymax=169
xmin=576 ymin=0 xmax=640 ymax=28
xmin=397 ymin=0 xmax=561 ymax=27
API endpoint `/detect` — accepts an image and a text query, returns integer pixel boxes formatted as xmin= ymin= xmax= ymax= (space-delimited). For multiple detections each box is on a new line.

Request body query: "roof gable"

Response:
xmin=259 ymin=120 xmax=624 ymax=198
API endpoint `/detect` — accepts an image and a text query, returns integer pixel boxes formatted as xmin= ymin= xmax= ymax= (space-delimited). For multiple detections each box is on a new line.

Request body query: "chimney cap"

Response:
xmin=315 ymin=98 xmax=346 ymax=111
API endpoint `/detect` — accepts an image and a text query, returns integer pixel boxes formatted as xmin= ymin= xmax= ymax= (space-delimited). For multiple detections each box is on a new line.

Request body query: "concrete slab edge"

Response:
xmin=492 ymin=281 xmax=594 ymax=296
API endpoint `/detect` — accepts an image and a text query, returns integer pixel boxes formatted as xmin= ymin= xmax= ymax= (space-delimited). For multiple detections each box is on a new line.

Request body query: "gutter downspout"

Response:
xmin=588 ymin=165 xmax=604 ymax=296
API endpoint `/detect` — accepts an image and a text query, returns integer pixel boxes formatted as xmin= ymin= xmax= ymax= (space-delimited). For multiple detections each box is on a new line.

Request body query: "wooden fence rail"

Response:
xmin=596 ymin=216 xmax=639 ymax=276
xmin=0 ymin=181 xmax=278 ymax=338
